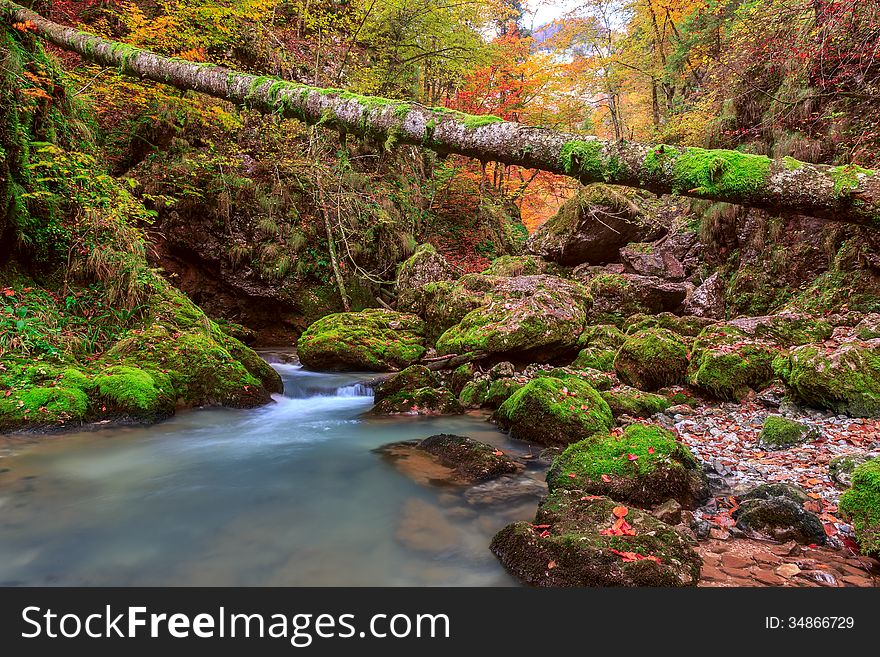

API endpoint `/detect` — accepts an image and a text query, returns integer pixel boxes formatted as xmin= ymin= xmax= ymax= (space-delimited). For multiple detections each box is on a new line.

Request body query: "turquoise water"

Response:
xmin=0 ymin=357 xmax=545 ymax=586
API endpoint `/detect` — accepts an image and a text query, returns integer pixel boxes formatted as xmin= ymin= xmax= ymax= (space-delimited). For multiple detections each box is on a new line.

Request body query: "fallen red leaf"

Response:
xmin=568 ymin=473 xmax=577 ymax=478
xmin=601 ymin=474 xmax=612 ymax=483
xmin=627 ymin=454 xmax=639 ymax=461
xmin=539 ymin=530 xmax=550 ymax=538
xmin=547 ymin=560 xmax=557 ymax=569
xmin=608 ymin=548 xmax=661 ymax=563
xmin=612 ymin=505 xmax=628 ymax=518
xmin=647 ymin=447 xmax=655 ymax=455
xmin=823 ymin=523 xmax=838 ymax=538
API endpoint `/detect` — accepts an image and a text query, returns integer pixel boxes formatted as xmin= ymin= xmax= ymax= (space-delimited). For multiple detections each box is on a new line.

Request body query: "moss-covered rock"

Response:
xmin=687 ymin=326 xmax=778 ymax=400
xmin=93 ymin=366 xmax=175 ymax=421
xmin=546 ymin=423 xmax=708 ymax=508
xmin=773 ymin=340 xmax=880 ymax=417
xmin=494 ymin=376 xmax=613 ymax=447
xmin=829 ymin=453 xmax=876 ymax=488
xmin=297 ymin=308 xmax=426 ymax=372
xmin=839 ymin=459 xmax=880 ymax=556
xmin=624 ymin=313 xmax=715 ymax=338
xmin=757 ymin=415 xmax=820 ymax=450
xmin=614 ymin=328 xmax=689 ymax=391
xmin=855 ymin=314 xmax=880 ymax=341
xmin=0 ymin=382 xmax=89 ymax=432
xmin=484 ymin=378 xmax=524 ymax=408
xmin=371 ymin=367 xmax=462 ymax=415
xmin=571 ymin=347 xmax=617 ymax=371
xmin=490 ymin=490 xmax=702 ymax=586
xmin=435 ymin=276 xmax=591 ymax=362
xmin=585 ymin=274 xmax=690 ymax=325
xmin=417 ymin=434 xmax=521 ymax=482
xmin=480 ymin=255 xmax=560 ymax=277
xmin=459 ymin=378 xmax=491 ymax=408
xmin=729 ymin=314 xmax=833 ymax=347
xmin=449 ymin=362 xmax=476 ymax=396
xmin=545 ymin=367 xmax=615 ymax=391
xmin=577 ymin=323 xmax=626 ymax=350
xmin=601 ymin=386 xmax=672 ymax=418
xmin=395 ymin=243 xmax=458 ymax=310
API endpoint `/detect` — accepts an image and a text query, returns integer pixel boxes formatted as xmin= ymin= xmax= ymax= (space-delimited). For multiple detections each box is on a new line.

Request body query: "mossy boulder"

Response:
xmin=687 ymin=327 xmax=778 ymax=400
xmin=572 ymin=324 xmax=625 ymax=371
xmin=571 ymin=347 xmax=616 ymax=371
xmin=417 ymin=434 xmax=521 ymax=482
xmin=449 ymin=362 xmax=476 ymax=396
xmin=93 ymin=366 xmax=175 ymax=421
xmin=855 ymin=314 xmax=880 ymax=341
xmin=601 ymin=386 xmax=672 ymax=418
xmin=624 ymin=313 xmax=715 ymax=338
xmin=371 ymin=366 xmax=463 ymax=415
xmin=484 ymin=378 xmax=524 ymax=408
xmin=729 ymin=313 xmax=833 ymax=347
xmin=480 ymin=255 xmax=560 ymax=277
xmin=757 ymin=415 xmax=820 ymax=450
xmin=494 ymin=376 xmax=613 ymax=447
xmin=830 ymin=453 xmax=876 ymax=488
xmin=297 ymin=308 xmax=426 ymax=372
xmin=395 ymin=244 xmax=458 ymax=310
xmin=397 ymin=274 xmax=499 ymax=340
xmin=585 ymin=273 xmax=690 ymax=324
xmin=546 ymin=367 xmax=615 ymax=391
xmin=773 ymin=340 xmax=880 ymax=417
xmin=546 ymin=423 xmax=708 ymax=508
xmin=459 ymin=378 xmax=490 ymax=408
xmin=839 ymin=459 xmax=880 ymax=556
xmin=614 ymin=328 xmax=689 ymax=391
xmin=490 ymin=490 xmax=702 ymax=586
xmin=435 ymin=276 xmax=591 ymax=362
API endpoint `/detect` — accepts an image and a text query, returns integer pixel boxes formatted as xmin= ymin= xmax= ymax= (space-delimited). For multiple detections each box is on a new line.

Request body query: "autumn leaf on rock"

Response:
xmin=601 ymin=474 xmax=612 ymax=483
xmin=612 ymin=505 xmax=628 ymax=518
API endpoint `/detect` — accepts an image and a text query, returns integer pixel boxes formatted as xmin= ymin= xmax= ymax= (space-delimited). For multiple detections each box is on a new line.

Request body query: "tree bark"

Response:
xmin=3 ymin=1 xmax=880 ymax=227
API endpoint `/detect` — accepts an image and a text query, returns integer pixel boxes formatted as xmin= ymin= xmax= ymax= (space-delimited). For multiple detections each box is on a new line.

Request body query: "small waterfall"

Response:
xmin=335 ymin=383 xmax=374 ymax=398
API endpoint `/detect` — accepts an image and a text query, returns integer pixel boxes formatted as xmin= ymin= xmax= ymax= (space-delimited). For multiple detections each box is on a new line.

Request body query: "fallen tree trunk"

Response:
xmin=3 ymin=1 xmax=879 ymax=226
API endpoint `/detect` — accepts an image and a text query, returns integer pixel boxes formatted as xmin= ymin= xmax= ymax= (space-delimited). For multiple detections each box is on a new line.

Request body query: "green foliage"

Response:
xmin=839 ymin=460 xmax=880 ymax=557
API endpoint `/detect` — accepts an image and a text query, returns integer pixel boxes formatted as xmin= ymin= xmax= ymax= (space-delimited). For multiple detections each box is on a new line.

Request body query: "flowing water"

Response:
xmin=0 ymin=355 xmax=546 ymax=586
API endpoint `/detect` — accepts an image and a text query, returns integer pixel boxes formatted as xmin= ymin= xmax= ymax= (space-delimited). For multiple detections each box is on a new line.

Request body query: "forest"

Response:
xmin=0 ymin=0 xmax=879 ymax=589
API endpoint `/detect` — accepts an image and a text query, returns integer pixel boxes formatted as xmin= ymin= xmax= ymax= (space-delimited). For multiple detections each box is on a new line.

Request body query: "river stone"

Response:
xmin=464 ymin=475 xmax=548 ymax=506
xmin=371 ymin=366 xmax=462 ymax=415
xmin=733 ymin=487 xmax=825 ymax=544
xmin=829 ymin=453 xmax=877 ymax=488
xmin=375 ymin=435 xmax=521 ymax=485
xmin=757 ymin=416 xmax=820 ymax=450
xmin=297 ymin=308 xmax=426 ymax=372
xmin=490 ymin=490 xmax=702 ymax=587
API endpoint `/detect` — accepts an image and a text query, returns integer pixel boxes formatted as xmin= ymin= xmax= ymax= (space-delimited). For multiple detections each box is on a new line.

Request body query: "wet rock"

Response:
xmin=371 ymin=366 xmax=463 ymax=416
xmin=742 ymin=483 xmax=810 ymax=505
xmin=733 ymin=495 xmax=825 ymax=545
xmin=494 ymin=376 xmax=613 ymax=447
xmin=547 ymin=423 xmax=709 ymax=509
xmin=375 ymin=435 xmax=521 ymax=486
xmin=682 ymin=272 xmax=725 ymax=319
xmin=526 ymin=185 xmax=663 ymax=266
xmin=297 ymin=309 xmax=425 ymax=372
xmin=490 ymin=490 xmax=702 ymax=587
xmin=757 ymin=416 xmax=820 ymax=450
xmin=489 ymin=361 xmax=516 ymax=379
xmin=688 ymin=325 xmax=778 ymax=401
xmin=464 ymin=475 xmax=547 ymax=506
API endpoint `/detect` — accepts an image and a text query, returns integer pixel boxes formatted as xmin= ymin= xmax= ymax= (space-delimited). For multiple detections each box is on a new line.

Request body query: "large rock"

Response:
xmin=601 ymin=386 xmax=672 ymax=419
xmin=757 ymin=415 xmax=820 ymax=450
xmin=494 ymin=376 xmax=613 ymax=447
xmin=395 ymin=244 xmax=458 ymax=309
xmin=297 ymin=308 xmax=426 ymax=371
xmin=581 ymin=272 xmax=690 ymax=323
xmin=434 ymin=275 xmax=591 ymax=361
xmin=687 ymin=325 xmax=778 ymax=400
xmin=620 ymin=243 xmax=685 ymax=280
xmin=614 ymin=328 xmax=689 ymax=391
xmin=733 ymin=485 xmax=826 ymax=544
xmin=773 ymin=340 xmax=880 ymax=417
xmin=839 ymin=459 xmax=880 ymax=556
xmin=480 ymin=255 xmax=560 ymax=277
xmin=490 ymin=490 xmax=702 ymax=587
xmin=546 ymin=423 xmax=708 ymax=509
xmin=527 ymin=185 xmax=663 ymax=266
xmin=728 ymin=313 xmax=833 ymax=347
xmin=371 ymin=365 xmax=463 ymax=415
xmin=682 ymin=272 xmax=725 ymax=318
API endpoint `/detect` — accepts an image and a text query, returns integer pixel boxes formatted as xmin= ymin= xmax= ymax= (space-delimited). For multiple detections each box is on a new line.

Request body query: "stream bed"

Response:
xmin=0 ymin=356 xmax=545 ymax=586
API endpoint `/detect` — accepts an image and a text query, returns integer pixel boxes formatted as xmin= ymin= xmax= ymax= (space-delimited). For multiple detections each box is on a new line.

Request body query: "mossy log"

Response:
xmin=3 ymin=1 xmax=880 ymax=226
